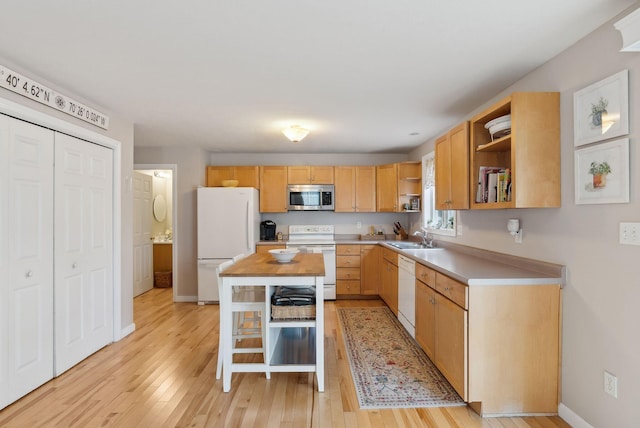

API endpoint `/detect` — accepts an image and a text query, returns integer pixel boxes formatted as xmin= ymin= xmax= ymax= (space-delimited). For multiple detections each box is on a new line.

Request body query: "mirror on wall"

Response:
xmin=153 ymin=194 xmax=167 ymax=222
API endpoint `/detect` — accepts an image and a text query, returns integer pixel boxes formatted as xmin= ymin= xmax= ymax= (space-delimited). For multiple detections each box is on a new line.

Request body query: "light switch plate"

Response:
xmin=620 ymin=222 xmax=640 ymax=245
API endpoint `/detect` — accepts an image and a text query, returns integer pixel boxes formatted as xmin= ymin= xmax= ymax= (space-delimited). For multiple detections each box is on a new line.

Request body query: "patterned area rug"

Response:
xmin=337 ymin=306 xmax=465 ymax=409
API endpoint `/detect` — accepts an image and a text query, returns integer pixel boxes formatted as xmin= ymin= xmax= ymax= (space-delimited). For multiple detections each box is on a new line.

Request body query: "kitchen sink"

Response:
xmin=387 ymin=241 xmax=434 ymax=250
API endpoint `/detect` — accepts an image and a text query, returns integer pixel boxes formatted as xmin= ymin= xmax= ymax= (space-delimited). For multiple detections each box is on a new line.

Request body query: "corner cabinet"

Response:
xmin=259 ymin=166 xmax=288 ymax=212
xmin=470 ymin=92 xmax=560 ymax=209
xmin=376 ymin=162 xmax=421 ymax=212
xmin=435 ymin=122 xmax=469 ymax=210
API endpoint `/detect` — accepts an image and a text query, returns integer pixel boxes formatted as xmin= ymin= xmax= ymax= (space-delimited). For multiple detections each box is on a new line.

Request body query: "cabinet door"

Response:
xmin=448 ymin=122 xmax=469 ymax=209
xmin=287 ymin=166 xmax=311 ymax=184
xmin=435 ymin=293 xmax=468 ymax=400
xmin=54 ymin=133 xmax=114 ymax=376
xmin=381 ymin=259 xmax=398 ymax=315
xmin=310 ymin=166 xmax=334 ymax=184
xmin=259 ymin=166 xmax=287 ymax=212
xmin=360 ymin=245 xmax=380 ymax=295
xmin=1 ymin=116 xmax=55 ymax=410
xmin=334 ymin=166 xmax=356 ymax=212
xmin=206 ymin=166 xmax=233 ymax=187
xmin=376 ymin=163 xmax=398 ymax=212
xmin=415 ymin=280 xmax=435 ymax=360
xmin=435 ymin=134 xmax=452 ymax=209
xmin=234 ymin=166 xmax=259 ymax=188
xmin=355 ymin=166 xmax=376 ymax=212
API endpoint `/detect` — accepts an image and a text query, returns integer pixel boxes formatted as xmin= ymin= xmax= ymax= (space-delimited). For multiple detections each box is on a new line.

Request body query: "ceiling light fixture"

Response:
xmin=282 ymin=125 xmax=310 ymax=143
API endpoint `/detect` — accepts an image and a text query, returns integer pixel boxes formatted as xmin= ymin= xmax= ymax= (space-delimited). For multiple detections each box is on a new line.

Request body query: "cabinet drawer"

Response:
xmin=337 ymin=267 xmax=360 ymax=280
xmin=255 ymin=244 xmax=285 ymax=254
xmin=416 ymin=263 xmax=436 ymax=288
xmin=337 ymin=255 xmax=360 ymax=268
xmin=337 ymin=279 xmax=361 ymax=295
xmin=435 ymin=273 xmax=468 ymax=309
xmin=337 ymin=244 xmax=360 ymax=255
xmin=382 ymin=247 xmax=397 ymax=265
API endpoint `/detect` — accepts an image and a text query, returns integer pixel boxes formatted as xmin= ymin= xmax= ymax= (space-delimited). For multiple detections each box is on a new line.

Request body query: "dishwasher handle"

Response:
xmin=398 ymin=254 xmax=415 ymax=274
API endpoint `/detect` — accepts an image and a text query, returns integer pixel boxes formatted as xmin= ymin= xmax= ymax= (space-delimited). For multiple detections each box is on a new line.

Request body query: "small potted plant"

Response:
xmin=589 ymin=160 xmax=611 ymax=188
xmin=590 ymin=97 xmax=608 ymax=127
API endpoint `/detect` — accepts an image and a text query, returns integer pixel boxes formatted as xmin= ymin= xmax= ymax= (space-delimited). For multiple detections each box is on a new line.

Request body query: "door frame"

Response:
xmin=134 ymin=164 xmax=178 ymax=302
xmin=0 ymin=96 xmax=125 ymax=341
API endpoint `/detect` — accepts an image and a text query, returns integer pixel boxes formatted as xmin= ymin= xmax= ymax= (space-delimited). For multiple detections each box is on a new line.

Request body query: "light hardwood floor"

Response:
xmin=0 ymin=288 xmax=570 ymax=427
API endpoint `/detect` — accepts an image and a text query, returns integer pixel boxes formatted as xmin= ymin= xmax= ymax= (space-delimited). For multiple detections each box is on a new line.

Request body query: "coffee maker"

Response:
xmin=260 ymin=220 xmax=277 ymax=241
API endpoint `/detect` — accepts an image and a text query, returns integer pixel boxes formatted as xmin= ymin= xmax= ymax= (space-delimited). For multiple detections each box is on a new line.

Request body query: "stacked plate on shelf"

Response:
xmin=484 ymin=114 xmax=511 ymax=139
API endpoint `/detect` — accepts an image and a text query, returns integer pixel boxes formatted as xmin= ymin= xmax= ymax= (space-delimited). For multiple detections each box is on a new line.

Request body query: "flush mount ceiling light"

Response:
xmin=282 ymin=125 xmax=310 ymax=142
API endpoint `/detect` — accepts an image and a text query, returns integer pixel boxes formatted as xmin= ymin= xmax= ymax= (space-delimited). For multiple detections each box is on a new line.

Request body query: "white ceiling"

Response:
xmin=0 ymin=0 xmax=636 ymax=154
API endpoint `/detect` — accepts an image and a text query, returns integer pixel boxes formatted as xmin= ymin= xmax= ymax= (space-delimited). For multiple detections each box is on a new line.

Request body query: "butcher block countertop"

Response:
xmin=220 ymin=253 xmax=325 ymax=277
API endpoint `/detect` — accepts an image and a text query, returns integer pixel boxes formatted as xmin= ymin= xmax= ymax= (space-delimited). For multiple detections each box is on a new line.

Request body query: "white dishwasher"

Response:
xmin=397 ymin=254 xmax=416 ymax=338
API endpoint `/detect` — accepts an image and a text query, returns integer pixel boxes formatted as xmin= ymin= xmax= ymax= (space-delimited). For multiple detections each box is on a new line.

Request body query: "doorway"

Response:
xmin=134 ymin=164 xmax=177 ymax=302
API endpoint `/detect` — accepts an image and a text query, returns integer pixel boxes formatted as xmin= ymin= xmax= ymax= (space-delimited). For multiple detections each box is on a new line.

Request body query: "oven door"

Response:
xmin=286 ymin=244 xmax=336 ymax=300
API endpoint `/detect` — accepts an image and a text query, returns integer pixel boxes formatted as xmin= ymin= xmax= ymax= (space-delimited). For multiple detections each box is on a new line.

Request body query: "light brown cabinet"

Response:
xmin=336 ymin=245 xmax=361 ymax=295
xmin=376 ymin=162 xmax=421 ymax=212
xmin=376 ymin=163 xmax=398 ymax=212
xmin=255 ymin=244 xmax=285 ymax=254
xmin=334 ymin=166 xmax=376 ymax=212
xmin=287 ymin=166 xmax=334 ymax=184
xmin=206 ymin=166 xmax=259 ymax=188
xmin=360 ymin=244 xmax=380 ymax=295
xmin=380 ymin=248 xmax=398 ymax=314
xmin=259 ymin=166 xmax=288 ymax=212
xmin=469 ymin=92 xmax=560 ymax=209
xmin=435 ymin=122 xmax=469 ymax=210
xmin=412 ymin=256 xmax=561 ymax=415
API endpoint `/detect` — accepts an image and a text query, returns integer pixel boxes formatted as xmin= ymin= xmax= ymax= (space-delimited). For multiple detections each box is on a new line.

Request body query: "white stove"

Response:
xmin=286 ymin=225 xmax=336 ymax=300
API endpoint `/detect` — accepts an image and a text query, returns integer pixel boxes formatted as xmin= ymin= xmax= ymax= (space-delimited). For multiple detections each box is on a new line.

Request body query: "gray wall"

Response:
xmin=409 ymin=6 xmax=640 ymax=427
xmin=0 ymin=57 xmax=136 ymax=334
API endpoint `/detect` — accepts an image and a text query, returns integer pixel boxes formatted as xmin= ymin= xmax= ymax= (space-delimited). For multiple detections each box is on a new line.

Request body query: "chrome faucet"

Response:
xmin=413 ymin=230 xmax=435 ymax=248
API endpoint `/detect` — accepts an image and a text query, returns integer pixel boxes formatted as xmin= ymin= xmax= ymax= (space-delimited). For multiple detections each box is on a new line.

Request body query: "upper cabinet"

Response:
xmin=287 ymin=166 xmax=334 ymax=184
xmin=376 ymin=162 xmax=421 ymax=212
xmin=469 ymin=92 xmax=560 ymax=209
xmin=435 ymin=122 xmax=469 ymax=210
xmin=334 ymin=166 xmax=376 ymax=212
xmin=259 ymin=166 xmax=288 ymax=212
xmin=206 ymin=166 xmax=259 ymax=188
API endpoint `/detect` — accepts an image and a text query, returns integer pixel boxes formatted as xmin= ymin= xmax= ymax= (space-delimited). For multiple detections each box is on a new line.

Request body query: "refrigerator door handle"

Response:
xmin=246 ymin=200 xmax=250 ymax=251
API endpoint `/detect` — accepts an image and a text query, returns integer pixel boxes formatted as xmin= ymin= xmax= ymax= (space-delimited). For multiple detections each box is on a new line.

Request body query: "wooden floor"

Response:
xmin=0 ymin=288 xmax=571 ymax=427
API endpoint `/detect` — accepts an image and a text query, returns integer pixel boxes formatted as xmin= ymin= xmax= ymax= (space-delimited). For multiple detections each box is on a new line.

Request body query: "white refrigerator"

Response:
xmin=197 ymin=187 xmax=260 ymax=304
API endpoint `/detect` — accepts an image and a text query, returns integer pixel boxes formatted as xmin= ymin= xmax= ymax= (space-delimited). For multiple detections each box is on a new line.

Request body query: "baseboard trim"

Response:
xmin=117 ymin=323 xmax=136 ymax=341
xmin=559 ymin=403 xmax=593 ymax=428
xmin=175 ymin=295 xmax=198 ymax=303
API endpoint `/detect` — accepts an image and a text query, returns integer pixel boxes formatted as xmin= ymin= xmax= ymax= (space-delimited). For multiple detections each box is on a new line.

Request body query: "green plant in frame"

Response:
xmin=589 ymin=160 xmax=611 ymax=188
xmin=589 ymin=96 xmax=608 ymax=127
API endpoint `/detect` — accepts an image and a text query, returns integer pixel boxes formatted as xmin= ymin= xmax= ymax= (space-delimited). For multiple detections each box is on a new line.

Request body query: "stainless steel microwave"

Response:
xmin=287 ymin=184 xmax=334 ymax=211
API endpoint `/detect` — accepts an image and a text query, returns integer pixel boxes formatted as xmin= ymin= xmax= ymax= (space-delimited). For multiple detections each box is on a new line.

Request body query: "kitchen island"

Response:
xmin=219 ymin=252 xmax=325 ymax=393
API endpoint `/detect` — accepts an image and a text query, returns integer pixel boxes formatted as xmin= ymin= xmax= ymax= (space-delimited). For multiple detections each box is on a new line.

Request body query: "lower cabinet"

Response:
xmin=380 ymin=248 xmax=398 ymax=314
xmin=360 ymin=245 xmax=380 ymax=295
xmin=255 ymin=243 xmax=285 ymax=254
xmin=414 ymin=260 xmax=561 ymax=416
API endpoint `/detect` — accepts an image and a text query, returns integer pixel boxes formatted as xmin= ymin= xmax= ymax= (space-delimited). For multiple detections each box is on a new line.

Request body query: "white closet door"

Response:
xmin=0 ymin=115 xmax=54 ymax=410
xmin=54 ymin=133 xmax=113 ymax=376
xmin=133 ymin=171 xmax=153 ymax=296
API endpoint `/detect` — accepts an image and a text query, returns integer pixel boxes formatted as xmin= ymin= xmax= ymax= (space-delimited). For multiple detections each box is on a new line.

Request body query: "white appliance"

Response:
xmin=397 ymin=254 xmax=416 ymax=338
xmin=286 ymin=225 xmax=336 ymax=300
xmin=196 ymin=187 xmax=260 ymax=304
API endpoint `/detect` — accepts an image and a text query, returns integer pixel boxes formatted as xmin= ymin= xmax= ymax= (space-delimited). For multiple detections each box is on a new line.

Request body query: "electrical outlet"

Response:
xmin=604 ymin=371 xmax=618 ymax=398
xmin=620 ymin=222 xmax=640 ymax=245
xmin=356 ymin=221 xmax=362 ymax=229
xmin=514 ymin=228 xmax=523 ymax=244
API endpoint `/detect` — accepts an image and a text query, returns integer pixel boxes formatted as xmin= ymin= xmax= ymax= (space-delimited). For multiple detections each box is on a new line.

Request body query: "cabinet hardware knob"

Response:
xmin=444 ymin=287 xmax=450 ymax=291
xmin=72 ymin=262 xmax=78 ymax=269
xmin=26 ymin=270 xmax=33 ymax=278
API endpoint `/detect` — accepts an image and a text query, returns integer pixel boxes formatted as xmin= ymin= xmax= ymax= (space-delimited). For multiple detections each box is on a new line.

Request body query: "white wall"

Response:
xmin=410 ymin=6 xmax=640 ymax=427
xmin=0 ymin=57 xmax=136 ymax=335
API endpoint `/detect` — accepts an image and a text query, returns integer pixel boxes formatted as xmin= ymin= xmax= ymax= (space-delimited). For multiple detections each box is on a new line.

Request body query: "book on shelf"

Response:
xmin=476 ymin=166 xmax=511 ymax=203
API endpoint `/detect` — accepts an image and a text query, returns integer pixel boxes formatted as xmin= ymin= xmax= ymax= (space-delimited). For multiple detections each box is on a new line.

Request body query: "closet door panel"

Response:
xmin=0 ymin=115 xmax=54 ymax=410
xmin=54 ymin=133 xmax=113 ymax=376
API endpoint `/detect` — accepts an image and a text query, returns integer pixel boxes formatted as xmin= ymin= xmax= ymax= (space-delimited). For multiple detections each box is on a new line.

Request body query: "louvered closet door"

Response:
xmin=54 ymin=133 xmax=113 ymax=376
xmin=0 ymin=115 xmax=54 ymax=410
